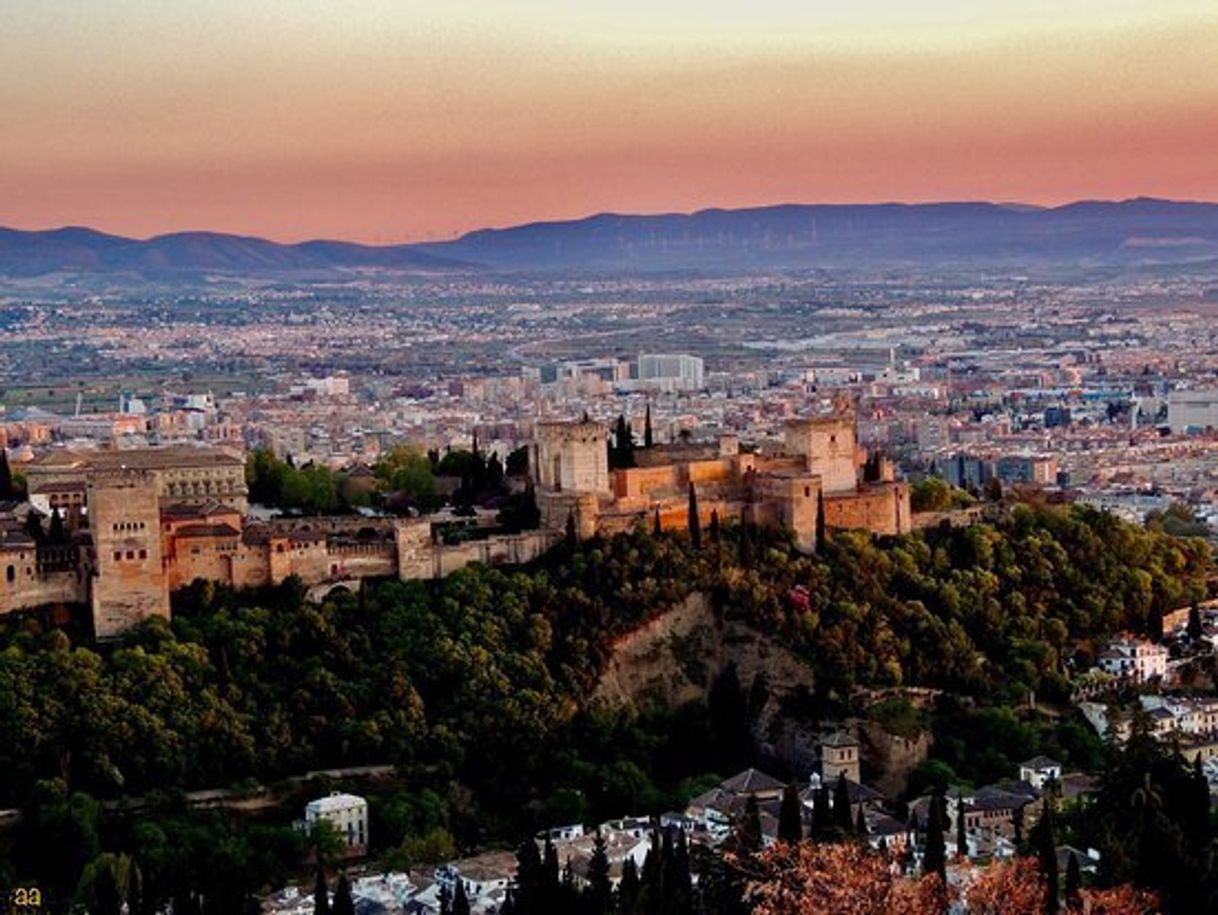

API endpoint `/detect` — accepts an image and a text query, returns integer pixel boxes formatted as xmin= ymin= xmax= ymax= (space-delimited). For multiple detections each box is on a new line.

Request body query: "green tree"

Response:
xmin=833 ymin=774 xmax=853 ymax=835
xmin=738 ymin=796 xmax=763 ymax=854
xmin=314 ymin=867 xmax=331 ymax=915
xmin=1065 ymin=851 xmax=1082 ymax=910
xmin=644 ymin=403 xmax=654 ymax=449
xmin=0 ymin=448 xmax=12 ymax=499
xmin=587 ymin=830 xmax=612 ymax=915
xmin=451 ymin=879 xmax=471 ymax=915
xmin=923 ymin=793 xmax=947 ymax=882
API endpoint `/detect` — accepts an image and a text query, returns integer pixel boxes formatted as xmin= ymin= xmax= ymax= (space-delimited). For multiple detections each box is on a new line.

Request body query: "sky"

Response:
xmin=3 ymin=0 xmax=1217 ymax=243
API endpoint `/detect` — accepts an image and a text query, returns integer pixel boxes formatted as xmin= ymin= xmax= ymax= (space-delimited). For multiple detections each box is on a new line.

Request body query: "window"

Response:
xmin=4 ymin=565 xmax=13 ymax=583
xmin=113 ymin=551 xmax=122 ymax=562
xmin=126 ymin=550 xmax=134 ymax=560
xmin=138 ymin=549 xmax=147 ymax=560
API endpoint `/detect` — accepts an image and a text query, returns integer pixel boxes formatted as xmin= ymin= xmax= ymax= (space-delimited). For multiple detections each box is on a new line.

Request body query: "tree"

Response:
xmin=738 ymin=795 xmax=763 ymax=854
xmin=49 ymin=507 xmax=66 ymax=543
xmin=565 ymin=511 xmax=578 ymax=551
xmin=742 ymin=841 xmax=946 ymax=915
xmin=688 ymin=483 xmax=702 ymax=549
xmin=855 ymin=804 xmax=868 ymax=838
xmin=619 ymin=857 xmax=641 ymax=912
xmin=587 ymin=830 xmax=612 ymax=914
xmin=0 ymin=447 xmax=12 ymax=499
xmin=709 ymin=509 xmax=721 ymax=544
xmin=1031 ymin=802 xmax=1058 ymax=915
xmin=654 ymin=506 xmax=662 ymax=537
xmin=332 ymin=872 xmax=355 ymax=915
xmin=811 ymin=785 xmax=832 ymax=841
xmin=815 ymin=490 xmax=826 ymax=553
xmin=313 ymin=866 xmax=331 ymax=915
xmin=955 ymin=800 xmax=968 ymax=858
xmin=833 ymin=773 xmax=854 ymax=834
xmin=644 ymin=403 xmax=654 ymax=449
xmin=1187 ymin=604 xmax=1203 ymax=641
xmin=1064 ymin=851 xmax=1081 ymax=910
xmin=778 ymin=784 xmax=803 ymax=844
xmin=922 ymin=794 xmax=946 ymax=882
xmin=451 ymin=879 xmax=471 ymax=915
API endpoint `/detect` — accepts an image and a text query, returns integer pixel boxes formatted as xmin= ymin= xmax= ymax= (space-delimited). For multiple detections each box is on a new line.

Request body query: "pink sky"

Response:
xmin=3 ymin=1 xmax=1217 ymax=243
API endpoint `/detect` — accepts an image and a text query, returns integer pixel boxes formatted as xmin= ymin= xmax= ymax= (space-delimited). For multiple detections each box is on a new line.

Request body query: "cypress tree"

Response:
xmin=922 ymin=794 xmax=947 ymax=883
xmin=0 ymin=448 xmax=12 ymax=499
xmin=955 ymin=799 xmax=968 ymax=858
xmin=811 ymin=785 xmax=832 ymax=841
xmin=653 ymin=506 xmax=662 ymax=537
xmin=439 ymin=884 xmax=451 ymax=915
xmin=738 ymin=796 xmax=763 ymax=853
xmin=618 ymin=857 xmax=641 ymax=912
xmin=1187 ymin=604 xmax=1203 ymax=641
xmin=1065 ymin=851 xmax=1082 ymax=909
xmin=778 ymin=784 xmax=803 ymax=844
xmin=709 ymin=509 xmax=720 ymax=544
xmin=24 ymin=510 xmax=43 ymax=544
xmin=332 ymin=873 xmax=355 ymax=915
xmin=543 ymin=834 xmax=560 ymax=905
xmin=855 ymin=804 xmax=868 ymax=839
xmin=1033 ymin=803 xmax=1059 ymax=915
xmin=451 ymin=880 xmax=471 ymax=915
xmin=644 ymin=403 xmax=654 ymax=449
xmin=500 ymin=889 xmax=516 ymax=915
xmin=815 ymin=489 xmax=826 ymax=553
xmin=565 ymin=510 xmax=578 ymax=551
xmin=49 ymin=507 xmax=66 ymax=543
xmin=515 ymin=836 xmax=542 ymax=912
xmin=688 ymin=482 xmax=701 ymax=549
xmin=833 ymin=773 xmax=854 ymax=834
xmin=587 ymin=830 xmax=611 ymax=915
xmin=313 ymin=867 xmax=330 ymax=915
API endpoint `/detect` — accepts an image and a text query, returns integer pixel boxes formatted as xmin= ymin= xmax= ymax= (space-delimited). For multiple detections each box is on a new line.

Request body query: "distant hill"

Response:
xmin=415 ymin=197 xmax=1218 ymax=272
xmin=0 ymin=227 xmax=468 ymax=278
xmin=5 ymin=197 xmax=1218 ymax=277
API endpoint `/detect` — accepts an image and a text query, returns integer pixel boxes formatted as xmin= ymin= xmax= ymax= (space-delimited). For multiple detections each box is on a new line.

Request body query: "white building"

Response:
xmin=1095 ymin=636 xmax=1168 ymax=682
xmin=637 ymin=354 xmax=704 ymax=392
xmin=1018 ymin=756 xmax=1062 ymax=790
xmin=1169 ymin=388 xmax=1218 ymax=434
xmin=305 ymin=792 xmax=368 ymax=852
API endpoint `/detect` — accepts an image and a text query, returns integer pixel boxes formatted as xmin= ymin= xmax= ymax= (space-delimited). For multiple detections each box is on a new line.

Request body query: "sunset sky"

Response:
xmin=3 ymin=0 xmax=1217 ymax=243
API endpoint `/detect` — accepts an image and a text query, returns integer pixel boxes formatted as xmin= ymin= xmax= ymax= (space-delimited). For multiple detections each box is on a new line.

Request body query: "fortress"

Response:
xmin=1 ymin=408 xmax=907 ymax=637
xmin=532 ymin=408 xmax=910 ymax=551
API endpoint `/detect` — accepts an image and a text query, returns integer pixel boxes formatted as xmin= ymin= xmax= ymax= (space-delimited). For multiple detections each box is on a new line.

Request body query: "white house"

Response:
xmin=1018 ymin=756 xmax=1062 ymax=791
xmin=1095 ymin=636 xmax=1168 ymax=682
xmin=305 ymin=792 xmax=368 ymax=853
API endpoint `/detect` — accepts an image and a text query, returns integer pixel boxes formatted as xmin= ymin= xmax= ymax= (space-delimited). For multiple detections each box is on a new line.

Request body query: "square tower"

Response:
xmin=88 ymin=470 xmax=170 ymax=638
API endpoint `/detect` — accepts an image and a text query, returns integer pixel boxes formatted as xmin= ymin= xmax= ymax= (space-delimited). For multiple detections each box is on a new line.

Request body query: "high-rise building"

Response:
xmin=637 ymin=353 xmax=704 ymax=391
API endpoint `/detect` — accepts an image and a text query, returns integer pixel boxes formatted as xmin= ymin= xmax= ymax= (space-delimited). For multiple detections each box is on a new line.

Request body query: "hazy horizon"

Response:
xmin=4 ymin=0 xmax=1217 ymax=243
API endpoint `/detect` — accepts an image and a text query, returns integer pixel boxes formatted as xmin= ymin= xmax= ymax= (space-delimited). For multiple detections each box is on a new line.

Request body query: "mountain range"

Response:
xmin=4 ymin=198 xmax=1218 ymax=278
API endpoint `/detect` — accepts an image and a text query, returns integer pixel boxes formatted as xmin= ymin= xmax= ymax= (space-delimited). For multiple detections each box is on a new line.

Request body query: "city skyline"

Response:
xmin=4 ymin=0 xmax=1217 ymax=243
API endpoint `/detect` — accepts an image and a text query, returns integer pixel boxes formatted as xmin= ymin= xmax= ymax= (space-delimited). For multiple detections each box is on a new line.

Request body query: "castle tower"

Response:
xmin=532 ymin=419 xmax=610 ymax=538
xmin=783 ymin=416 xmax=859 ymax=494
xmin=88 ymin=470 xmax=170 ymax=638
xmin=820 ymin=731 xmax=861 ymax=784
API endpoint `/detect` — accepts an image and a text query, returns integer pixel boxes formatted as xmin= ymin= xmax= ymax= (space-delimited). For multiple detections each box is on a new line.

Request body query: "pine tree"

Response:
xmin=778 ymin=784 xmax=803 ymax=844
xmin=833 ymin=773 xmax=854 ymax=834
xmin=313 ymin=867 xmax=330 ymax=915
xmin=451 ymin=879 xmax=471 ymax=915
xmin=815 ymin=489 xmax=826 ymax=553
xmin=922 ymin=794 xmax=947 ymax=883
xmin=1065 ymin=851 xmax=1082 ymax=909
xmin=0 ymin=448 xmax=12 ymax=499
xmin=688 ymin=482 xmax=701 ymax=549
xmin=332 ymin=873 xmax=355 ymax=915
xmin=644 ymin=403 xmax=654 ymax=449
xmin=587 ymin=830 xmax=612 ymax=915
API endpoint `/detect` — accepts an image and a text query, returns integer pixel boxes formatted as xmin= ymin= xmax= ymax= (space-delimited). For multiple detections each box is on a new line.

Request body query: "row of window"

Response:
xmin=112 ymin=549 xmax=148 ymax=562
xmin=113 ymin=521 xmax=147 ymax=532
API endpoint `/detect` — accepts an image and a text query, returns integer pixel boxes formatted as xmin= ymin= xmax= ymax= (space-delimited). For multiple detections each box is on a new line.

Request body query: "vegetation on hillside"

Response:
xmin=0 ymin=501 xmax=1211 ymax=909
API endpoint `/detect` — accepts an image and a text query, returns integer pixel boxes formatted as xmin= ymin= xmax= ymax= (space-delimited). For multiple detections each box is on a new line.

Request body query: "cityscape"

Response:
xmin=3 ymin=2 xmax=1218 ymax=914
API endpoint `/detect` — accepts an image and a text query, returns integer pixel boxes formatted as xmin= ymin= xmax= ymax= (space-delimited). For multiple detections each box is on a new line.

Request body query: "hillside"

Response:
xmin=6 ymin=197 xmax=1218 ymax=277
